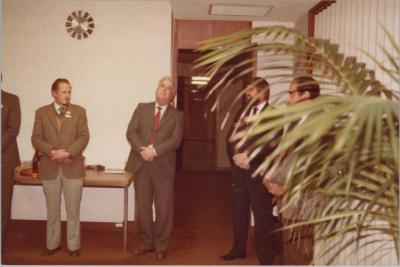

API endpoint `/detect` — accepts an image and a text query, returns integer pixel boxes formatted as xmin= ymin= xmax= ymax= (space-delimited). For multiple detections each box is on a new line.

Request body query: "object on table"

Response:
xmin=86 ymin=164 xmax=105 ymax=171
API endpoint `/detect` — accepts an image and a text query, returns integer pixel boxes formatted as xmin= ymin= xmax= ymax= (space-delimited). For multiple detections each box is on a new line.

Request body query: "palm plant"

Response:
xmin=194 ymin=25 xmax=399 ymax=264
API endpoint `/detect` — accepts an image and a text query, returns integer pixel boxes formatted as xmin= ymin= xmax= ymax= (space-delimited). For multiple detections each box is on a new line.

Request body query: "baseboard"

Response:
xmin=10 ymin=219 xmax=136 ymax=232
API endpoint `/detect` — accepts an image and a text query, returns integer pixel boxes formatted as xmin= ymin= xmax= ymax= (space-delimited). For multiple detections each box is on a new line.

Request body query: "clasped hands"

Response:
xmin=140 ymin=146 xmax=156 ymax=161
xmin=51 ymin=149 xmax=72 ymax=163
xmin=263 ymin=179 xmax=283 ymax=197
xmin=232 ymin=152 xmax=250 ymax=170
xmin=233 ymin=152 xmax=283 ymax=197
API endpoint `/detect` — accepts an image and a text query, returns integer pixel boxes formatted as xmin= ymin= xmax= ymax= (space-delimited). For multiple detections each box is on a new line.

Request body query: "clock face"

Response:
xmin=65 ymin=10 xmax=95 ymax=40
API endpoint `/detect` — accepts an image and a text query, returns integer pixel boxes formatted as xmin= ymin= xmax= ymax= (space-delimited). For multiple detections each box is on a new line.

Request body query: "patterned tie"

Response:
xmin=148 ymin=106 xmax=162 ymax=145
xmin=56 ymin=107 xmax=66 ymax=132
xmin=58 ymin=106 xmax=66 ymax=116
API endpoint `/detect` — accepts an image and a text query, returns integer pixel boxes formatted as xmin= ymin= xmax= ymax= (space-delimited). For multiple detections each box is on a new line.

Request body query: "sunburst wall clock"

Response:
xmin=65 ymin=10 xmax=95 ymax=40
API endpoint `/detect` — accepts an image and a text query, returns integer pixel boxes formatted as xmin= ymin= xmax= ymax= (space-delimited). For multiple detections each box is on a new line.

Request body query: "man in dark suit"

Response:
xmin=31 ymin=78 xmax=90 ymax=257
xmin=1 ymin=88 xmax=21 ymax=247
xmin=221 ymin=78 xmax=282 ymax=265
xmin=125 ymin=76 xmax=184 ymax=260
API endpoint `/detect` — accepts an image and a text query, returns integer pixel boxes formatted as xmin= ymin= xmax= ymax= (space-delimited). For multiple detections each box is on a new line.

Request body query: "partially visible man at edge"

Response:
xmin=1 ymin=74 xmax=21 ymax=249
xmin=262 ymin=76 xmax=321 ymax=262
xmin=263 ymin=76 xmax=321 ymax=197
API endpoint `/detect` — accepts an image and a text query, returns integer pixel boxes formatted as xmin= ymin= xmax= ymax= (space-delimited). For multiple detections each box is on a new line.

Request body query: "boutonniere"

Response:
xmin=65 ymin=110 xmax=72 ymax=118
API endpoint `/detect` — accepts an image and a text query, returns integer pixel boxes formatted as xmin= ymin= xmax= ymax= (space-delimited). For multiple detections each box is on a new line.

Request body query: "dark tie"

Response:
xmin=148 ymin=106 xmax=162 ymax=145
xmin=252 ymin=106 xmax=258 ymax=117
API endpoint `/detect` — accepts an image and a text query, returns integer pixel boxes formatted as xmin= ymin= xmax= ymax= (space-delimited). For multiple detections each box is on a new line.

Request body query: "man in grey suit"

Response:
xmin=32 ymin=78 xmax=89 ymax=258
xmin=125 ymin=76 xmax=184 ymax=260
xmin=264 ymin=76 xmax=321 ymax=198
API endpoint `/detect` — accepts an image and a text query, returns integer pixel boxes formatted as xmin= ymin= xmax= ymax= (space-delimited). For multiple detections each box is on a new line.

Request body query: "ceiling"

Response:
xmin=170 ymin=0 xmax=320 ymax=22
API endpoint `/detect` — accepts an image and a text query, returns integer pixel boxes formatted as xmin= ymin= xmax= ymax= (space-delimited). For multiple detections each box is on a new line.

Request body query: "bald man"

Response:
xmin=125 ymin=76 xmax=184 ymax=260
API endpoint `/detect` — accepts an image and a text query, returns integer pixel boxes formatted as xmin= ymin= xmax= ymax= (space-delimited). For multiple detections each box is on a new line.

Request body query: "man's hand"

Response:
xmin=140 ymin=147 xmax=155 ymax=161
xmin=233 ymin=153 xmax=250 ymax=170
xmin=62 ymin=158 xmax=72 ymax=164
xmin=51 ymin=149 xmax=72 ymax=163
xmin=263 ymin=179 xmax=283 ymax=196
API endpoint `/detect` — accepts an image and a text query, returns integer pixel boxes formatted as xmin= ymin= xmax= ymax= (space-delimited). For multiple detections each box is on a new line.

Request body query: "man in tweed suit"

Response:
xmin=125 ymin=76 xmax=183 ymax=260
xmin=31 ymin=78 xmax=89 ymax=257
xmin=1 ymin=87 xmax=21 ymax=247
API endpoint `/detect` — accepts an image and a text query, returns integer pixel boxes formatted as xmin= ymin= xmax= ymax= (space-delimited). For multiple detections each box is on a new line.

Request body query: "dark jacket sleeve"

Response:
xmin=31 ymin=109 xmax=54 ymax=156
xmin=2 ymin=95 xmax=21 ymax=152
xmin=251 ymin=124 xmax=284 ymax=167
xmin=226 ymin=109 xmax=243 ymax=159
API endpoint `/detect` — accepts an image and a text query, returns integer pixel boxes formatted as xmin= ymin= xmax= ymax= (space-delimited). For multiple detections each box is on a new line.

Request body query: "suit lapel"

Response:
xmin=261 ymin=103 xmax=269 ymax=112
xmin=46 ymin=104 xmax=60 ymax=132
xmin=60 ymin=105 xmax=73 ymax=131
xmin=143 ymin=103 xmax=155 ymax=138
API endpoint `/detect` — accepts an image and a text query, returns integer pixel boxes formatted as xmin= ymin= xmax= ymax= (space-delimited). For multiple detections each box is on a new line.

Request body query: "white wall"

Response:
xmin=313 ymin=0 xmax=399 ymax=264
xmin=294 ymin=12 xmax=308 ymax=36
xmin=3 ymin=0 xmax=172 ymax=222
xmin=252 ymin=21 xmax=295 ymax=107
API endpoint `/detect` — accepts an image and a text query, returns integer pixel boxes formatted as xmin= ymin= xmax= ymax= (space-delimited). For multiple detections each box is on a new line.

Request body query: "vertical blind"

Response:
xmin=313 ymin=0 xmax=399 ymax=265
xmin=315 ymin=0 xmax=399 ymax=93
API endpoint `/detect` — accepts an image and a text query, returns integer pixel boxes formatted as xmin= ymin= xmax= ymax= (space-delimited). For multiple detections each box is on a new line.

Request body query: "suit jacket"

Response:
xmin=2 ymin=90 xmax=21 ymax=168
xmin=267 ymin=113 xmax=321 ymax=220
xmin=227 ymin=105 xmax=283 ymax=174
xmin=31 ymin=103 xmax=90 ymax=180
xmin=125 ymin=102 xmax=184 ymax=179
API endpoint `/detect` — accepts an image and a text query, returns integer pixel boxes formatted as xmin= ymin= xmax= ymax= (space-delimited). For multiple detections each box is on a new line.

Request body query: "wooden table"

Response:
xmin=14 ymin=167 xmax=134 ymax=253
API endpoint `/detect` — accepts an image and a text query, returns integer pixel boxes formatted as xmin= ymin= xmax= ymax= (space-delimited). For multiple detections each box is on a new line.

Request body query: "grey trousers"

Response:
xmin=41 ymin=169 xmax=83 ymax=251
xmin=134 ymin=162 xmax=175 ymax=252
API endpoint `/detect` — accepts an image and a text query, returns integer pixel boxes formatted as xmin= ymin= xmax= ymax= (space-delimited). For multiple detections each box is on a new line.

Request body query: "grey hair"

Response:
xmin=158 ymin=76 xmax=176 ymax=93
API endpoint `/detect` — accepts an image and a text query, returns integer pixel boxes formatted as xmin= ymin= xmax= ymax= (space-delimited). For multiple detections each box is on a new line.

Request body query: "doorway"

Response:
xmin=176 ymin=49 xmax=253 ymax=172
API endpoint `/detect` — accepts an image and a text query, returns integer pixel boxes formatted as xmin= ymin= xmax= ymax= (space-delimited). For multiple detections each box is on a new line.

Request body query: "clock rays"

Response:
xmin=66 ymin=10 xmax=95 ymax=40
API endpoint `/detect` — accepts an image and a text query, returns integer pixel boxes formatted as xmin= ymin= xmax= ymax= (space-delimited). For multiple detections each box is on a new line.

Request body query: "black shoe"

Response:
xmin=42 ymin=246 xmax=61 ymax=257
xmin=219 ymin=252 xmax=245 ymax=261
xmin=132 ymin=247 xmax=155 ymax=256
xmin=68 ymin=249 xmax=80 ymax=257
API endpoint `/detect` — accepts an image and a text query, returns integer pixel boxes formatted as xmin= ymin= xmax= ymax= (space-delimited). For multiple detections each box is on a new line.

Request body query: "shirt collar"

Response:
xmin=54 ymin=102 xmax=62 ymax=113
xmin=155 ymin=103 xmax=168 ymax=113
xmin=53 ymin=102 xmax=68 ymax=114
xmin=252 ymin=101 xmax=267 ymax=114
xmin=256 ymin=101 xmax=267 ymax=111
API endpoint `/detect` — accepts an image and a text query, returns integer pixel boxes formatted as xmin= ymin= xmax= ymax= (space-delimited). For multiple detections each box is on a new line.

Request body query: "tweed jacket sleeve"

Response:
xmin=31 ymin=109 xmax=54 ymax=156
xmin=66 ymin=108 xmax=90 ymax=157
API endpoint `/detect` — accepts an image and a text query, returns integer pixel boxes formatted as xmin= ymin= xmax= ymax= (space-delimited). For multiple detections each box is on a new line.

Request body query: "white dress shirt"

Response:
xmin=154 ymin=103 xmax=168 ymax=119
xmin=148 ymin=103 xmax=169 ymax=155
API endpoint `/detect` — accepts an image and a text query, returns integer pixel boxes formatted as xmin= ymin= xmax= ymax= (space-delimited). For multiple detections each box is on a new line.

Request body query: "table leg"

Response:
xmin=124 ymin=185 xmax=128 ymax=253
